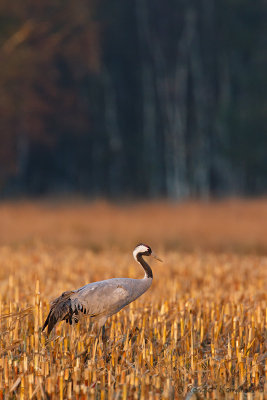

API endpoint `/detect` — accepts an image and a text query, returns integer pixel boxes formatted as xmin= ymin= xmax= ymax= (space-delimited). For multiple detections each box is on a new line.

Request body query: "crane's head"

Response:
xmin=133 ymin=244 xmax=162 ymax=262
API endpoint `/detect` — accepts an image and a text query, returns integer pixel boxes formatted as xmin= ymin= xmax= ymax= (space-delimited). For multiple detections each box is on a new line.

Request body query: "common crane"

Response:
xmin=42 ymin=244 xmax=162 ymax=336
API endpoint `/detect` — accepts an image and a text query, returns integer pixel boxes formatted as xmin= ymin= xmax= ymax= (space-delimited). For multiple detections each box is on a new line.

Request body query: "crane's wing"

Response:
xmin=73 ymin=281 xmax=131 ymax=318
xmin=42 ymin=281 xmax=130 ymax=335
xmin=42 ymin=290 xmax=75 ymax=335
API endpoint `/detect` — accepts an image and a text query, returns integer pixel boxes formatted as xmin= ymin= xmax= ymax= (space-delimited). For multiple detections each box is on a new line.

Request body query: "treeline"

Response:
xmin=0 ymin=0 xmax=266 ymax=198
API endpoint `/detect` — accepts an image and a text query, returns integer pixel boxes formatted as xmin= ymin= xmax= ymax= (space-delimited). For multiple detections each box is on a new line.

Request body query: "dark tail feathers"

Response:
xmin=42 ymin=291 xmax=74 ymax=335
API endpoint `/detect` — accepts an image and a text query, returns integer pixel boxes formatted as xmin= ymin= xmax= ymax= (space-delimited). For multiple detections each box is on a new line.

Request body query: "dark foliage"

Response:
xmin=0 ymin=0 xmax=266 ymax=198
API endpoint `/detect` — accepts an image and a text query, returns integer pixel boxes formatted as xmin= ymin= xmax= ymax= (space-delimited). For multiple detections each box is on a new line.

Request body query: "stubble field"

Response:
xmin=0 ymin=199 xmax=266 ymax=399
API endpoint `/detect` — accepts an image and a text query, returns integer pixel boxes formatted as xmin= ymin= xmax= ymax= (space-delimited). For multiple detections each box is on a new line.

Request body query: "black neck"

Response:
xmin=137 ymin=254 xmax=153 ymax=279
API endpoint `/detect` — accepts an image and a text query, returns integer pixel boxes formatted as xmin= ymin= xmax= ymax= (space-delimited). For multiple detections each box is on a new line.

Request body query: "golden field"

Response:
xmin=0 ymin=199 xmax=266 ymax=399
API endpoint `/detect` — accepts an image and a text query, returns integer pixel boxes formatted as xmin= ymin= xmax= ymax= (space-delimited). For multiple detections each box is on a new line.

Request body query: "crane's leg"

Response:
xmin=97 ymin=318 xmax=108 ymax=360
xmin=101 ymin=325 xmax=106 ymax=341
xmin=100 ymin=324 xmax=108 ymax=356
xmin=97 ymin=317 xmax=107 ymax=342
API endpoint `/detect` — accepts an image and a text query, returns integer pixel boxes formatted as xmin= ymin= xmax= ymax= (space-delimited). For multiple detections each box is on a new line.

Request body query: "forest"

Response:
xmin=0 ymin=0 xmax=266 ymax=199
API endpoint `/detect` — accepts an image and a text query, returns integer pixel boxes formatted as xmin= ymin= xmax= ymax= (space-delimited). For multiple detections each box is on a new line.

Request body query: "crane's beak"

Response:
xmin=151 ymin=252 xmax=163 ymax=262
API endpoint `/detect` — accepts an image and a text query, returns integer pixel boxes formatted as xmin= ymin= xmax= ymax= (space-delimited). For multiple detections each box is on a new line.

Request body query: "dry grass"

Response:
xmin=0 ymin=200 xmax=266 ymax=399
xmin=1 ymin=198 xmax=267 ymax=253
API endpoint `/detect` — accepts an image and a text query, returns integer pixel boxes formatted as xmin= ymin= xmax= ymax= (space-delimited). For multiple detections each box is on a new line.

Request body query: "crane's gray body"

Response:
xmin=71 ymin=277 xmax=152 ymax=327
xmin=42 ymin=244 xmax=159 ymax=335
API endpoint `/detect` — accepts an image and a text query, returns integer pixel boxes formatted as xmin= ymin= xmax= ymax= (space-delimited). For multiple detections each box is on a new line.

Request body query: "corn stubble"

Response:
xmin=0 ymin=246 xmax=266 ymax=399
